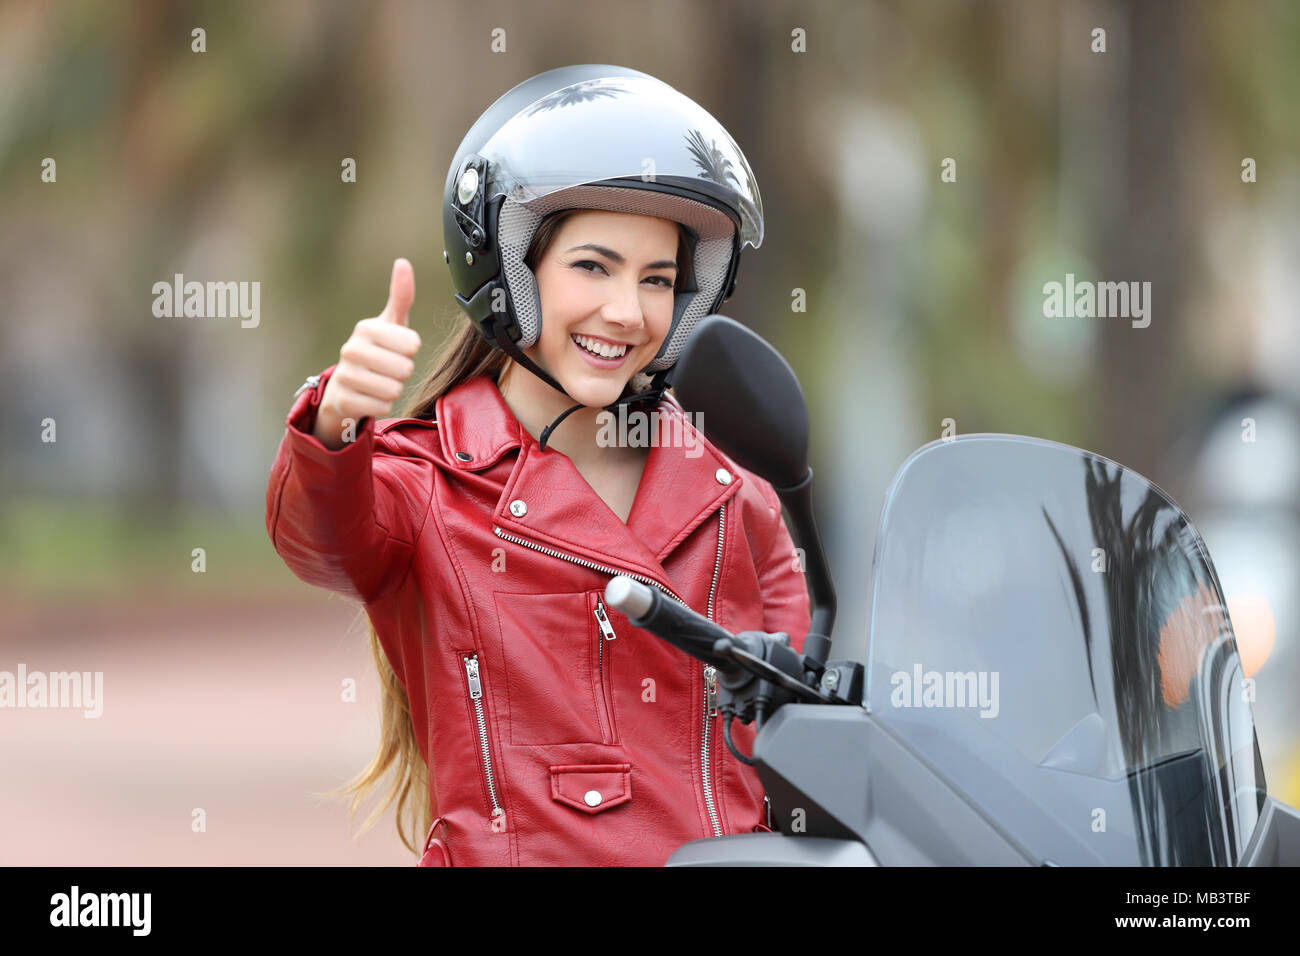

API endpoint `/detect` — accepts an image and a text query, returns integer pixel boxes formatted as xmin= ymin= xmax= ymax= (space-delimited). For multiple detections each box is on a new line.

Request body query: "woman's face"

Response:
xmin=527 ymin=209 xmax=680 ymax=409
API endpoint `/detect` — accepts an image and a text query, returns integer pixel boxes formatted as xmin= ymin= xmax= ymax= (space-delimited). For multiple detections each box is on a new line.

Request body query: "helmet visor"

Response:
xmin=476 ymin=75 xmax=763 ymax=248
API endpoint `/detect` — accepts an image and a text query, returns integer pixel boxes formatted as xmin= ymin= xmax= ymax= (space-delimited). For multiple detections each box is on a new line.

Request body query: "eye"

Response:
xmin=573 ymin=259 xmax=673 ymax=288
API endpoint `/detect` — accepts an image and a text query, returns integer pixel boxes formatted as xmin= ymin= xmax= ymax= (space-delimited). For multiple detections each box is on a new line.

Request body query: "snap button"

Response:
xmin=509 ymin=499 xmax=527 ymax=517
xmin=455 ymin=451 xmax=472 ymax=461
xmin=715 ymin=468 xmax=732 ymax=485
xmin=584 ymin=790 xmax=602 ymax=807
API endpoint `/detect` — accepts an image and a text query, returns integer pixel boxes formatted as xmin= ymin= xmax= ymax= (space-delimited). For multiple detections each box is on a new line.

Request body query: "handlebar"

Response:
xmin=602 ymin=576 xmax=848 ymax=718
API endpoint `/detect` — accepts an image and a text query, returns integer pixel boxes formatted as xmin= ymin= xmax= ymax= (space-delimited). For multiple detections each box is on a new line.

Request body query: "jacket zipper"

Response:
xmin=462 ymin=654 xmax=505 ymax=827
xmin=495 ymin=500 xmax=728 ymax=838
xmin=593 ymin=595 xmax=618 ymax=744
xmin=702 ymin=502 xmax=726 ymax=837
xmin=493 ymin=526 xmax=691 ymax=604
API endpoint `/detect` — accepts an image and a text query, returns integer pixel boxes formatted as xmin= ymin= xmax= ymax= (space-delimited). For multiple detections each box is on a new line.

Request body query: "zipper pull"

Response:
xmin=293 ymin=373 xmax=321 ymax=399
xmin=593 ymin=596 xmax=617 ymax=641
xmin=705 ymin=664 xmax=718 ymax=717
xmin=464 ymin=655 xmax=482 ymax=699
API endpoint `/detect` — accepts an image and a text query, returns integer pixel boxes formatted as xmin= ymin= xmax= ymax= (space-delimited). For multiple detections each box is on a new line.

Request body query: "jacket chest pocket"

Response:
xmin=491 ymin=588 xmax=621 ymax=746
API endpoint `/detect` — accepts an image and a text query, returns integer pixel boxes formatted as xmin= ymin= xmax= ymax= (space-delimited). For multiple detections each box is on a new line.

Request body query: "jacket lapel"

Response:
xmin=624 ymin=398 xmax=743 ymax=562
xmin=438 ymin=376 xmax=743 ymax=596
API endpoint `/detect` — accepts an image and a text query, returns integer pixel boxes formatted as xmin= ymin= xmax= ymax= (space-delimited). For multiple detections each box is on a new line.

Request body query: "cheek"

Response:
xmin=647 ymin=295 xmax=675 ymax=344
xmin=535 ymin=272 xmax=584 ymax=348
xmin=562 ymin=270 xmax=613 ymax=307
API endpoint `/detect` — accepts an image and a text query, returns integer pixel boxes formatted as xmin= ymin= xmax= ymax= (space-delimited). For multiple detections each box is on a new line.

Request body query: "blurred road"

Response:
xmin=0 ymin=590 xmax=414 ymax=866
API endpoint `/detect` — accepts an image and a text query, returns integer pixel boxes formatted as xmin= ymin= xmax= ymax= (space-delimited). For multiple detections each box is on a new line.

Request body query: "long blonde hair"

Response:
xmin=327 ymin=208 xmax=692 ymax=856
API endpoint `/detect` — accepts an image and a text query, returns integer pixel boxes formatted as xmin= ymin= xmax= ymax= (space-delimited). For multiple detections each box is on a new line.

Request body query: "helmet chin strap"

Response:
xmin=492 ymin=320 xmax=671 ymax=452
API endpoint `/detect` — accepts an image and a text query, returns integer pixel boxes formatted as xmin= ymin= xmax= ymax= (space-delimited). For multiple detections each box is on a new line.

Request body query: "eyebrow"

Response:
xmin=566 ymin=243 xmax=678 ymax=271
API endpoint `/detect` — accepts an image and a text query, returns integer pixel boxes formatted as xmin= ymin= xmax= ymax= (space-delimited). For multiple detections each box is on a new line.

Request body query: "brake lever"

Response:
xmin=713 ymin=637 xmax=831 ymax=704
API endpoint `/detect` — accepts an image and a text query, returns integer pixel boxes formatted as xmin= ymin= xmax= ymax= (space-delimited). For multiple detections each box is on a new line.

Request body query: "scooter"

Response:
xmin=601 ymin=314 xmax=1300 ymax=866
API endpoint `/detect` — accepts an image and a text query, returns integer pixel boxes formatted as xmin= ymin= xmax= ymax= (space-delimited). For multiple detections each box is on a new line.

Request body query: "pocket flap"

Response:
xmin=549 ymin=763 xmax=631 ymax=814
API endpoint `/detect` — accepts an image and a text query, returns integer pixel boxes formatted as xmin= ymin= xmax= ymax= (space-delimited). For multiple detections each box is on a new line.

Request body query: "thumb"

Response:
xmin=381 ymin=257 xmax=416 ymax=326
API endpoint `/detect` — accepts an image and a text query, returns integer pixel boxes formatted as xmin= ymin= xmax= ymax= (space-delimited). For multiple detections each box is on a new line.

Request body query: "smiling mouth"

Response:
xmin=571 ymin=334 xmax=631 ymax=359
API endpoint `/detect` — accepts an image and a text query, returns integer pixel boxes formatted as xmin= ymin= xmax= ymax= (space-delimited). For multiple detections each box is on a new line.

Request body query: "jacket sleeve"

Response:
xmin=265 ymin=363 xmax=433 ymax=605
xmin=753 ymin=478 xmax=812 ymax=656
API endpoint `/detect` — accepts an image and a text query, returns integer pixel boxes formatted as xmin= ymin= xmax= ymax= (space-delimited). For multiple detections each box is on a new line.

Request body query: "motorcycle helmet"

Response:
xmin=442 ymin=63 xmax=763 ymax=449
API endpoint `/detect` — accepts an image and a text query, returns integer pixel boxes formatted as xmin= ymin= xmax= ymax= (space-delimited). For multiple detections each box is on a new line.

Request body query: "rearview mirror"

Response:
xmin=671 ymin=314 xmax=810 ymax=491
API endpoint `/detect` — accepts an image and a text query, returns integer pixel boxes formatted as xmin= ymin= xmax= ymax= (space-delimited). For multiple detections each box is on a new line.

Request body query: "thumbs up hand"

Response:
xmin=313 ymin=259 xmax=422 ymax=450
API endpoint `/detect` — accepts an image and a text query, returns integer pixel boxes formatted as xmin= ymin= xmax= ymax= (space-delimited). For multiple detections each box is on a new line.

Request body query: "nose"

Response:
xmin=598 ymin=275 xmax=647 ymax=334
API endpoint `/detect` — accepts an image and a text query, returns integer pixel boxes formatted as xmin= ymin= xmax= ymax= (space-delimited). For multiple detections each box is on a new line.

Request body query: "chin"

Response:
xmin=561 ymin=372 xmax=627 ymax=409
xmin=551 ymin=361 xmax=626 ymax=403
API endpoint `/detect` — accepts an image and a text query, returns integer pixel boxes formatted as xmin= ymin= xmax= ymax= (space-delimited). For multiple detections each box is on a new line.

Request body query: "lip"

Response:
xmin=571 ymin=333 xmax=632 ymax=369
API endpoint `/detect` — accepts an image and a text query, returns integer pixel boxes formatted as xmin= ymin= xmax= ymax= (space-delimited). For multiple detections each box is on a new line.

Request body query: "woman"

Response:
xmin=265 ymin=64 xmax=810 ymax=866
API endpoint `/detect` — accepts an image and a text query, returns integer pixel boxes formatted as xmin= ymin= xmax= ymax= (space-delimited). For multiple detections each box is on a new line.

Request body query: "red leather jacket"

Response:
xmin=265 ymin=363 xmax=811 ymax=866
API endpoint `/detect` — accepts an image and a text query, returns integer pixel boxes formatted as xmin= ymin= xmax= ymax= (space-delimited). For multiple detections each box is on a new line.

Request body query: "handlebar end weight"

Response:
xmin=604 ymin=576 xmax=653 ymax=619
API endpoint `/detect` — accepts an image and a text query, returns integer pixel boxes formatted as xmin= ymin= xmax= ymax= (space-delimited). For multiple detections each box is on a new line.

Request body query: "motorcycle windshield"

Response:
xmin=866 ymin=435 xmax=1268 ymax=866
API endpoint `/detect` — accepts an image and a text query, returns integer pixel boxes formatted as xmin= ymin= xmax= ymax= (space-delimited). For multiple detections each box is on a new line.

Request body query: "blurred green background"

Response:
xmin=2 ymin=0 xmax=1297 ymax=863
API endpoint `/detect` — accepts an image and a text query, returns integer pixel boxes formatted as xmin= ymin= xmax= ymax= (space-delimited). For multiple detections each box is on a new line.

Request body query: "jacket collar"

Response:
xmin=437 ymin=375 xmax=744 ymax=587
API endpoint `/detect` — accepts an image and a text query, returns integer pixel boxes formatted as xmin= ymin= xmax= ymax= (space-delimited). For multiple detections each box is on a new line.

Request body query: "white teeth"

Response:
xmin=572 ymin=334 xmax=628 ymax=359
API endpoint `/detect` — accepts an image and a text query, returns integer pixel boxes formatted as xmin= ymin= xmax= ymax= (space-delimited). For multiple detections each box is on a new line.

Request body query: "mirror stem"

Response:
xmin=773 ymin=466 xmax=835 ymax=669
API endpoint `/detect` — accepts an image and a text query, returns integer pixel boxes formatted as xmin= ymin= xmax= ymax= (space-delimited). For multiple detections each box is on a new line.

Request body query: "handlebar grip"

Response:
xmin=603 ymin=577 xmax=738 ymax=671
